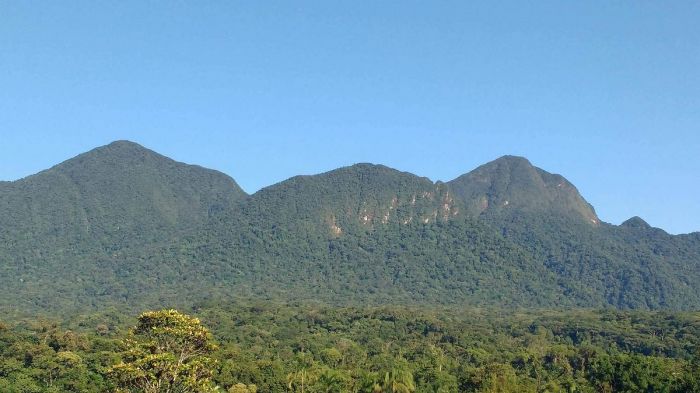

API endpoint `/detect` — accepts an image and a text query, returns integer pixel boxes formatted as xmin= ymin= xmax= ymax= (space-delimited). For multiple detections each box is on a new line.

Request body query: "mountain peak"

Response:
xmin=105 ymin=139 xmax=144 ymax=148
xmin=55 ymin=140 xmax=246 ymax=196
xmin=37 ymin=141 xmax=167 ymax=176
xmin=333 ymin=162 xmax=430 ymax=180
xmin=491 ymin=155 xmax=533 ymax=166
xmin=448 ymin=156 xmax=599 ymax=224
xmin=621 ymin=216 xmax=652 ymax=229
xmin=342 ymin=162 xmax=394 ymax=173
xmin=84 ymin=140 xmax=159 ymax=160
xmin=251 ymin=161 xmax=453 ymax=231
xmin=3 ymin=140 xmax=246 ymax=251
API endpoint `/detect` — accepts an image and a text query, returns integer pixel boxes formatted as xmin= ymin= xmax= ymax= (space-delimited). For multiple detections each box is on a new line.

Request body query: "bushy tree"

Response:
xmin=109 ymin=309 xmax=217 ymax=393
xmin=228 ymin=383 xmax=257 ymax=393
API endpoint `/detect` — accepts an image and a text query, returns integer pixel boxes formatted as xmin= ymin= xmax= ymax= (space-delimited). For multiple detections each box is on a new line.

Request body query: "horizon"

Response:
xmin=1 ymin=2 xmax=698 ymax=234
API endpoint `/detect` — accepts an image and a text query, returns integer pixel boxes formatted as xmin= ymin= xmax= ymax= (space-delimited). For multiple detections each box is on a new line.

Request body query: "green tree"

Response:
xmin=287 ymin=351 xmax=317 ymax=393
xmin=228 ymin=383 xmax=257 ymax=393
xmin=315 ymin=368 xmax=349 ymax=393
xmin=381 ymin=366 xmax=416 ymax=393
xmin=109 ymin=309 xmax=217 ymax=393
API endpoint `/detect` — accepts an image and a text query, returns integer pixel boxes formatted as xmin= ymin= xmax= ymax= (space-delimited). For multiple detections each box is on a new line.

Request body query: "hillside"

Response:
xmin=448 ymin=156 xmax=700 ymax=309
xmin=0 ymin=141 xmax=698 ymax=314
xmin=199 ymin=164 xmax=571 ymax=307
xmin=0 ymin=141 xmax=246 ymax=312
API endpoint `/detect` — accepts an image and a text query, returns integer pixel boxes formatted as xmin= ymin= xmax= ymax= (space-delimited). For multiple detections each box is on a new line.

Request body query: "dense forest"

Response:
xmin=1 ymin=142 xmax=699 ymax=391
xmin=0 ymin=141 xmax=699 ymax=315
xmin=1 ymin=303 xmax=699 ymax=392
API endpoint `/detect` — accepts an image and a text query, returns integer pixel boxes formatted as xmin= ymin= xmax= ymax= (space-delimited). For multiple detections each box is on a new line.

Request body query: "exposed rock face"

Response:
xmin=246 ymin=163 xmax=461 ymax=237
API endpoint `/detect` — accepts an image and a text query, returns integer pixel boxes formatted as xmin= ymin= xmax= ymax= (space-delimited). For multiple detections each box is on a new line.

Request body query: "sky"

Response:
xmin=1 ymin=2 xmax=698 ymax=234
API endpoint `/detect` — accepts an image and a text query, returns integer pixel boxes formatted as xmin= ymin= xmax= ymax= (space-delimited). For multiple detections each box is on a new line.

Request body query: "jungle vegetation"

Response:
xmin=1 ymin=142 xmax=699 ymax=391
xmin=1 ymin=304 xmax=699 ymax=392
xmin=1 ymin=141 xmax=699 ymax=315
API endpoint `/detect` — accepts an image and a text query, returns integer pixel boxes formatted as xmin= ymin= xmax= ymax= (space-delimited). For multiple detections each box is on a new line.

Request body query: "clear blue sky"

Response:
xmin=1 ymin=2 xmax=698 ymax=234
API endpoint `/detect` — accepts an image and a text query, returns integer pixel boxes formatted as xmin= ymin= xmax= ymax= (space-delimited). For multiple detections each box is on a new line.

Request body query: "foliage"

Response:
xmin=108 ymin=310 xmax=217 ymax=393
xmin=3 ymin=304 xmax=700 ymax=392
xmin=1 ymin=141 xmax=699 ymax=316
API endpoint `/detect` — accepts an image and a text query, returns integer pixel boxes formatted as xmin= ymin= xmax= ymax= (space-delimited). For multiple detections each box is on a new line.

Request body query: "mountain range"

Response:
xmin=1 ymin=140 xmax=698 ymax=314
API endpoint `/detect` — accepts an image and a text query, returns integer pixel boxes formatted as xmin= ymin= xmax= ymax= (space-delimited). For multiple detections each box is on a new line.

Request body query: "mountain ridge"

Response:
xmin=1 ymin=141 xmax=693 ymax=234
xmin=1 ymin=140 xmax=698 ymax=314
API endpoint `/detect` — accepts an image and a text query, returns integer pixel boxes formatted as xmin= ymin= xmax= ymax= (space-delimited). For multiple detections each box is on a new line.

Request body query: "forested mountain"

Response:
xmin=0 ymin=141 xmax=698 ymax=314
xmin=0 ymin=141 xmax=246 ymax=312
xmin=199 ymin=164 xmax=569 ymax=308
xmin=445 ymin=156 xmax=700 ymax=309
xmin=448 ymin=155 xmax=599 ymax=223
xmin=0 ymin=140 xmax=244 ymax=245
